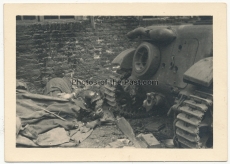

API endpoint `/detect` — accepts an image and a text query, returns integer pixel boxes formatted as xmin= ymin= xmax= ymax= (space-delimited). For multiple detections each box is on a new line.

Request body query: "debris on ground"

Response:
xmin=59 ymin=141 xmax=78 ymax=147
xmin=86 ymin=119 xmax=101 ymax=129
xmin=161 ymin=139 xmax=175 ymax=148
xmin=100 ymin=106 xmax=115 ymax=124
xmin=77 ymin=125 xmax=125 ymax=148
xmin=106 ymin=139 xmax=132 ymax=148
xmin=35 ymin=127 xmax=70 ymax=146
xmin=16 ymin=78 xmax=174 ymax=148
xmin=128 ymin=117 xmax=174 ymax=141
xmin=115 ymin=117 xmax=146 ymax=148
xmin=16 ymin=79 xmax=28 ymax=90
xmin=145 ymin=122 xmax=165 ymax=132
xmin=136 ymin=133 xmax=161 ymax=148
xmin=71 ymin=129 xmax=93 ymax=144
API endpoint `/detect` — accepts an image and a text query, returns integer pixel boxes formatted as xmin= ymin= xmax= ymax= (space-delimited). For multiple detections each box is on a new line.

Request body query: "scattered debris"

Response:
xmin=111 ymin=136 xmax=116 ymax=142
xmin=161 ymin=139 xmax=175 ymax=148
xmin=100 ymin=107 xmax=115 ymax=124
xmin=71 ymin=129 xmax=93 ymax=143
xmin=106 ymin=139 xmax=131 ymax=148
xmin=119 ymin=138 xmax=130 ymax=145
xmin=59 ymin=141 xmax=78 ymax=147
xmin=35 ymin=127 xmax=70 ymax=146
xmin=136 ymin=133 xmax=161 ymax=148
xmin=136 ymin=139 xmax=148 ymax=148
xmin=115 ymin=117 xmax=145 ymax=148
xmin=122 ymin=146 xmax=136 ymax=148
xmin=16 ymin=79 xmax=28 ymax=90
xmin=86 ymin=119 xmax=101 ymax=129
xmin=16 ymin=89 xmax=29 ymax=93
xmin=69 ymin=129 xmax=79 ymax=137
xmin=80 ymin=126 xmax=91 ymax=133
xmin=16 ymin=75 xmax=174 ymax=148
xmin=145 ymin=122 xmax=165 ymax=132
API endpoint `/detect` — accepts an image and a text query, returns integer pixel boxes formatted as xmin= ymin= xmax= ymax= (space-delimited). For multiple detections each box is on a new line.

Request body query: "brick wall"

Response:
xmin=16 ymin=17 xmax=140 ymax=88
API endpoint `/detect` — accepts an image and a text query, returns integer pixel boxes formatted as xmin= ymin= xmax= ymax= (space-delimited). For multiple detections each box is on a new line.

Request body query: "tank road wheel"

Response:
xmin=132 ymin=42 xmax=161 ymax=79
xmin=173 ymin=91 xmax=213 ymax=148
xmin=103 ymin=42 xmax=161 ymax=118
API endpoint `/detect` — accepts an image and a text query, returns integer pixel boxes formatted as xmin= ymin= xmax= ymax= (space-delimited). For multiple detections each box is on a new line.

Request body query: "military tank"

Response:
xmin=103 ymin=18 xmax=213 ymax=148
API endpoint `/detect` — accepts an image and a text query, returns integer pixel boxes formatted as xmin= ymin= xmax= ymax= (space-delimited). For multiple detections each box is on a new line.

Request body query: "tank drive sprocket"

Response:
xmin=103 ymin=71 xmax=158 ymax=118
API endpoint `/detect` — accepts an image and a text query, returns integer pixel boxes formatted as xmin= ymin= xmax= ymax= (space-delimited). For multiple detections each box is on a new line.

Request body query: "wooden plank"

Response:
xmin=22 ymin=93 xmax=69 ymax=102
xmin=115 ymin=117 xmax=147 ymax=148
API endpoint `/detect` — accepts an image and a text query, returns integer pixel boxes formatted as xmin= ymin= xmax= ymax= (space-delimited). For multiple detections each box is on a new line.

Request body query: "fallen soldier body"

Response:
xmin=43 ymin=76 xmax=104 ymax=121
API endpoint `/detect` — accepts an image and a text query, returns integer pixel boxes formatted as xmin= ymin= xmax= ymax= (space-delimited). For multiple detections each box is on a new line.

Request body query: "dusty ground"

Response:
xmin=76 ymin=104 xmax=174 ymax=148
xmin=77 ymin=116 xmax=174 ymax=148
xmin=77 ymin=124 xmax=126 ymax=148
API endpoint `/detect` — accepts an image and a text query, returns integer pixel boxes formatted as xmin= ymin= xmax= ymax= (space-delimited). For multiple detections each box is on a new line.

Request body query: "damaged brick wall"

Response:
xmin=16 ymin=17 xmax=140 ymax=88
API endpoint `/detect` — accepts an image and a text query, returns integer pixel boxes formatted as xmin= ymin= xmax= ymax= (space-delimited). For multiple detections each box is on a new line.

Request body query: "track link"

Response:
xmin=174 ymin=91 xmax=213 ymax=148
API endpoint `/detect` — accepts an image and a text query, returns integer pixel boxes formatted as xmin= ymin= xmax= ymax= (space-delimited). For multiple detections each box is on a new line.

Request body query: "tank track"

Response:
xmin=173 ymin=90 xmax=213 ymax=148
xmin=103 ymin=72 xmax=155 ymax=118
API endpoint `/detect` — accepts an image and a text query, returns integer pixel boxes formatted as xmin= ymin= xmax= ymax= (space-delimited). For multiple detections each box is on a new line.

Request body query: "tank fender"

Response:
xmin=183 ymin=57 xmax=213 ymax=87
xmin=149 ymin=27 xmax=176 ymax=44
xmin=112 ymin=48 xmax=135 ymax=69
xmin=126 ymin=26 xmax=176 ymax=44
xmin=126 ymin=27 xmax=149 ymax=39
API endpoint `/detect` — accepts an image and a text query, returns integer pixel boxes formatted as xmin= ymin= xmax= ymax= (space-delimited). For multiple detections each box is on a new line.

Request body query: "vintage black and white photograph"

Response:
xmin=15 ymin=15 xmax=214 ymax=149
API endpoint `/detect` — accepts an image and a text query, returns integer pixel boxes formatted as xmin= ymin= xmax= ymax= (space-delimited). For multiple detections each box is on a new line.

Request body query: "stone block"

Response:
xmin=136 ymin=133 xmax=161 ymax=148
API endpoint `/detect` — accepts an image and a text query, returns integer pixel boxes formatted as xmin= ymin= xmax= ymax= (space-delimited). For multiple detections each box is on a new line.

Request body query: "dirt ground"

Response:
xmin=77 ymin=118 xmax=174 ymax=148
xmin=77 ymin=124 xmax=126 ymax=148
xmin=77 ymin=104 xmax=174 ymax=148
